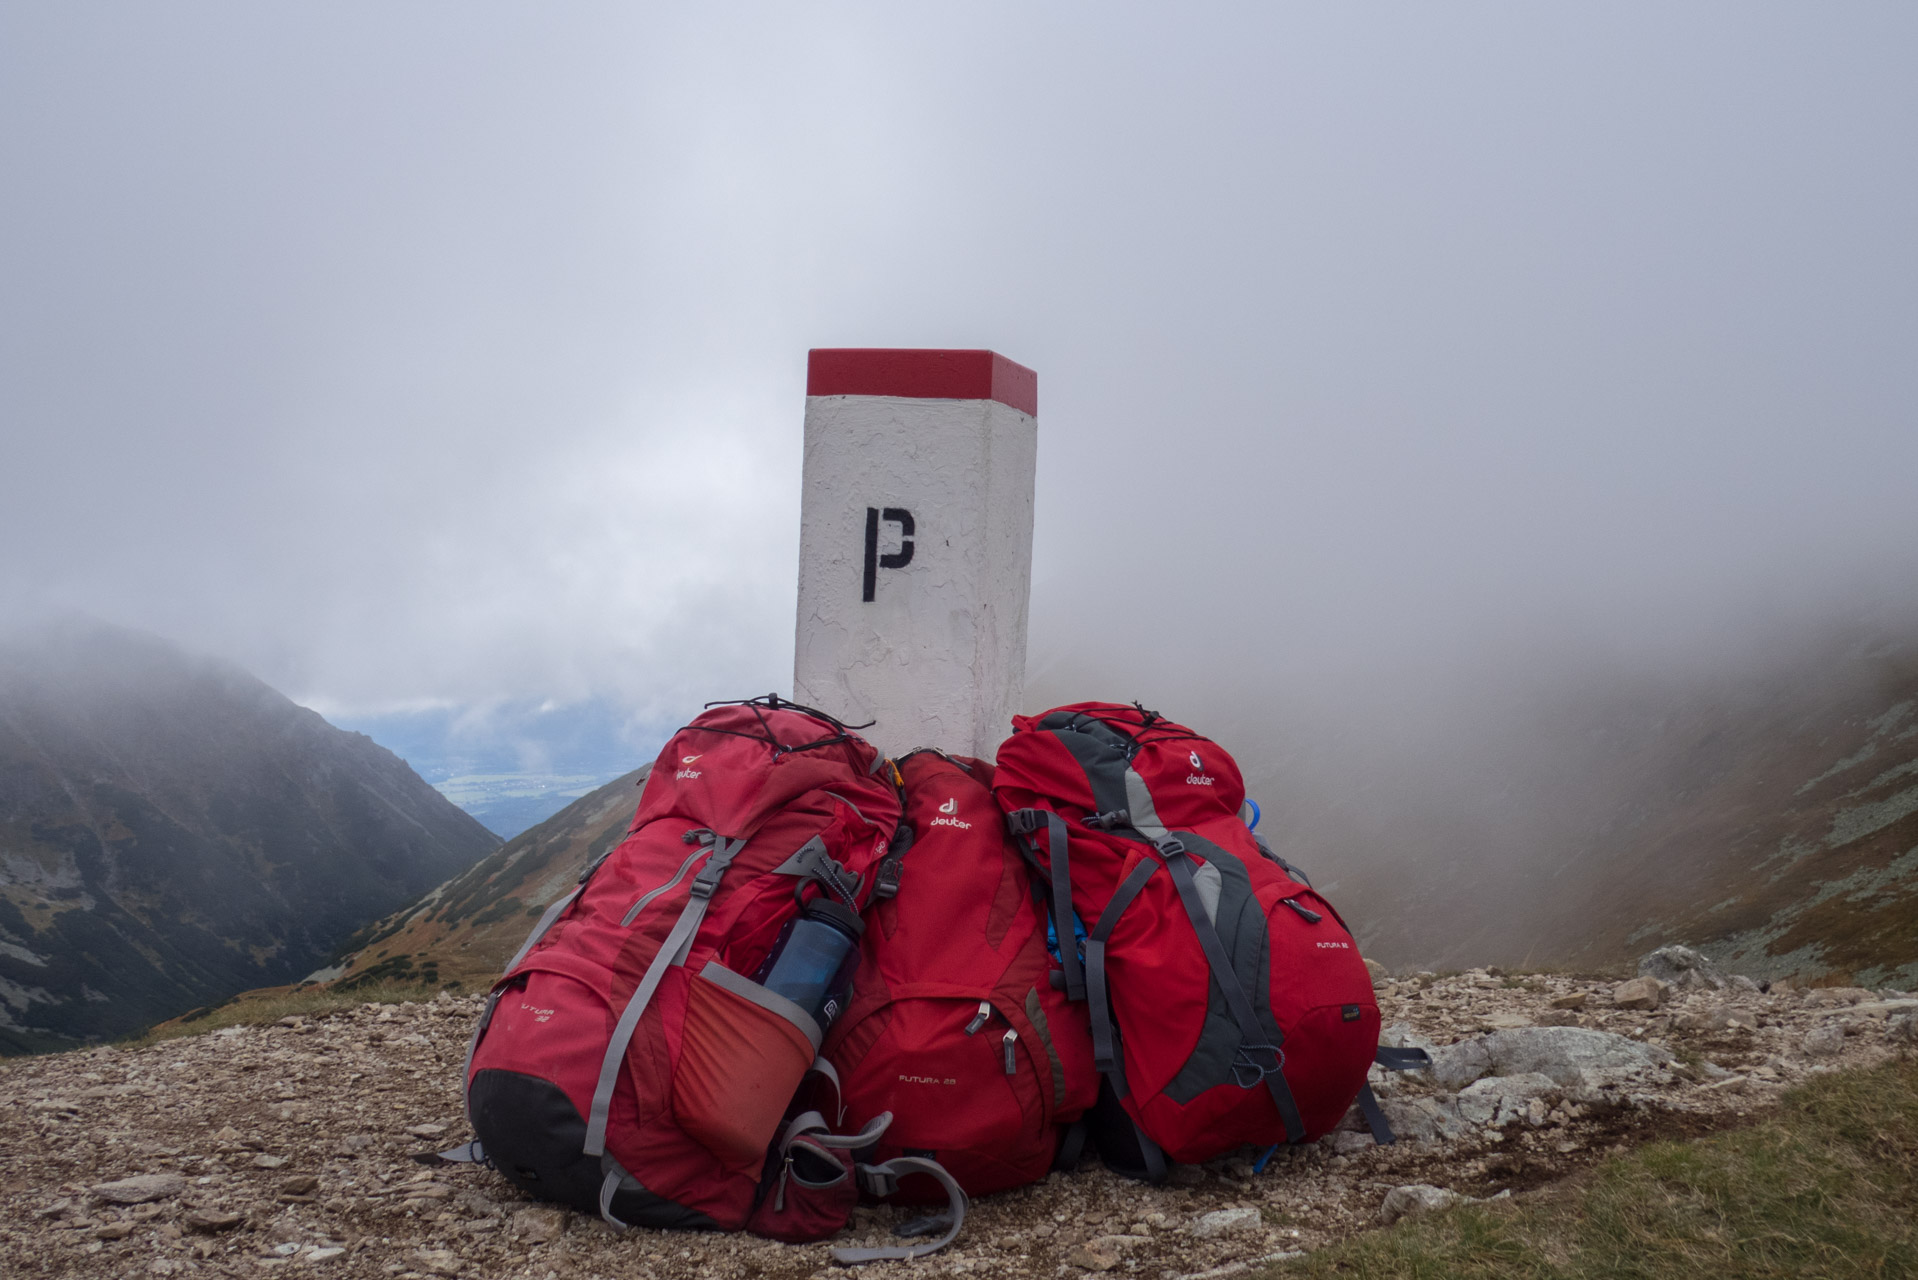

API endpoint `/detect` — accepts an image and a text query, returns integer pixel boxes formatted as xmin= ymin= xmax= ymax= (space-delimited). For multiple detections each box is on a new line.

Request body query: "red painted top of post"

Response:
xmin=806 ymin=349 xmax=1037 ymax=417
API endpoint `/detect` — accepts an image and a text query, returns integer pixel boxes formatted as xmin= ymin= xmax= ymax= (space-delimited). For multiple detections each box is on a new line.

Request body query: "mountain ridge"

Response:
xmin=0 ymin=621 xmax=499 ymax=1051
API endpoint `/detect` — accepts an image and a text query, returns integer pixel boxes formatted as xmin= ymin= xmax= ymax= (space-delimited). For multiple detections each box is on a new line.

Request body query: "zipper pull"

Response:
xmin=964 ymin=1001 xmax=991 ymax=1035
xmin=1002 ymin=1028 xmax=1019 ymax=1074
xmin=1281 ymin=897 xmax=1323 ymax=924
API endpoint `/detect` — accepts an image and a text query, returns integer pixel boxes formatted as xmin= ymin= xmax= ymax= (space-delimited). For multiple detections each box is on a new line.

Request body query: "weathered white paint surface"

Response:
xmin=793 ymin=394 xmax=1036 ymax=759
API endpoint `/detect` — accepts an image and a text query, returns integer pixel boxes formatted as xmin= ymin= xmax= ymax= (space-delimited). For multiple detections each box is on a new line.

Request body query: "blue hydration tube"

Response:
xmin=1242 ymin=799 xmax=1261 ymax=830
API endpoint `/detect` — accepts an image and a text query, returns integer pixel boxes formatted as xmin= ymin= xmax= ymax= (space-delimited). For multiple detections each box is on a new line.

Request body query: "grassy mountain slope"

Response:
xmin=1318 ymin=632 xmax=1918 ymax=985
xmin=0 ymin=621 xmax=500 ymax=1052
xmin=324 ymin=763 xmax=649 ymax=993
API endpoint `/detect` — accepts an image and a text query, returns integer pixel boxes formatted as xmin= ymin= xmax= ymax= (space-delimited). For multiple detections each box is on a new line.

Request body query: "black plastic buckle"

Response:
xmin=1154 ymin=836 xmax=1187 ymax=857
xmin=1006 ymin=808 xmax=1046 ymax=836
xmin=1084 ymin=809 xmax=1131 ymax=831
xmin=873 ymin=859 xmax=903 ymax=901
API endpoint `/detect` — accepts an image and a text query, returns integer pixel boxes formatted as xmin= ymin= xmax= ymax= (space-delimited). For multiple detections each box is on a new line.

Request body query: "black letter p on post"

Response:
xmin=862 ymin=507 xmax=915 ymax=602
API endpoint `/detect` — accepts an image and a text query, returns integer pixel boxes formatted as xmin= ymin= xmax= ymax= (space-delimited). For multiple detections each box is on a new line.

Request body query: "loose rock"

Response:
xmin=511 ymin=1205 xmax=569 ymax=1243
xmin=1638 ymin=945 xmax=1726 ymax=990
xmin=1379 ymin=1184 xmax=1463 ymax=1224
xmin=90 ymin=1173 xmax=186 ymax=1204
xmin=1803 ymin=1024 xmax=1845 ymax=1056
xmin=1191 ymin=1207 xmax=1262 ymax=1239
xmin=1611 ymin=977 xmax=1664 ymax=1011
xmin=410 ymin=1247 xmax=463 ymax=1276
xmin=1066 ymin=1241 xmax=1121 ymax=1270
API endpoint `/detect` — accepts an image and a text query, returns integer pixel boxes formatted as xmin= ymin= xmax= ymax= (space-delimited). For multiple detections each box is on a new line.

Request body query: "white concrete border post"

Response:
xmin=793 ymin=349 xmax=1038 ymax=761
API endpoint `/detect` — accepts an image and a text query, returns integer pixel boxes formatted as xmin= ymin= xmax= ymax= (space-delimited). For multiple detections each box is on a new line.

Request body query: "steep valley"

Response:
xmin=0 ymin=623 xmax=499 ymax=1052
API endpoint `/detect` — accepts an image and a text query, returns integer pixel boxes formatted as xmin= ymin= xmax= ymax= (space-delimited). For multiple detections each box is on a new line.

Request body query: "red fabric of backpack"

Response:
xmin=823 ymin=751 xmax=1098 ymax=1199
xmin=991 ymin=703 xmax=1380 ymax=1171
xmin=463 ymin=696 xmax=902 ymax=1233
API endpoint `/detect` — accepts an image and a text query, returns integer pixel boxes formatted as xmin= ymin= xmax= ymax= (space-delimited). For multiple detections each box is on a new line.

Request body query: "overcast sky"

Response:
xmin=4 ymin=3 xmax=1915 ymax=733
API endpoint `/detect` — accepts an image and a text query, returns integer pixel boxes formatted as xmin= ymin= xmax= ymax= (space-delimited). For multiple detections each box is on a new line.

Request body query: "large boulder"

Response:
xmin=1638 ymin=945 xmax=1727 ymax=990
xmin=1455 ymin=1073 xmax=1560 ymax=1127
xmin=1429 ymin=1026 xmax=1675 ymax=1092
xmin=1377 ymin=1096 xmax=1473 ymax=1144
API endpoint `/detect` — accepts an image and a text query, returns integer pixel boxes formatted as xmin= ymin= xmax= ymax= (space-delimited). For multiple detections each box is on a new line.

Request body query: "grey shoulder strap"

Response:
xmin=583 ymin=835 xmax=747 ymax=1159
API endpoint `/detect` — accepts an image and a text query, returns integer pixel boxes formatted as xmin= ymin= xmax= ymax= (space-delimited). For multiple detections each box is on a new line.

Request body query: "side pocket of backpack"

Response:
xmin=673 ymin=962 xmax=823 ymax=1170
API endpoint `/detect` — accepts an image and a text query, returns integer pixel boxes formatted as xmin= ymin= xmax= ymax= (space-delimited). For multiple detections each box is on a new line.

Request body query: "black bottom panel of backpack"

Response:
xmin=468 ymin=1068 xmax=715 ymax=1229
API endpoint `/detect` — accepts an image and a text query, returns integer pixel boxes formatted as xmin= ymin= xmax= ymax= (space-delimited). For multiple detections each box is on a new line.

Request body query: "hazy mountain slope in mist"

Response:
xmin=321 ymin=764 xmax=648 ymax=993
xmin=1313 ymin=635 xmax=1918 ymax=986
xmin=0 ymin=622 xmax=500 ymax=1052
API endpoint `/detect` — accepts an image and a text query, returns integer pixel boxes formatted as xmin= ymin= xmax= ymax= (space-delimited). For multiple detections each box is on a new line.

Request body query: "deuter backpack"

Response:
xmin=991 ymin=702 xmax=1389 ymax=1176
xmin=460 ymin=695 xmax=960 ymax=1254
xmin=823 ymin=750 xmax=1099 ymax=1199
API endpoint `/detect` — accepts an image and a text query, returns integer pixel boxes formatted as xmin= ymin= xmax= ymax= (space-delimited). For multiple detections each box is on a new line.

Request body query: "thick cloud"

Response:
xmin=3 ymin=3 xmax=1914 ymax=727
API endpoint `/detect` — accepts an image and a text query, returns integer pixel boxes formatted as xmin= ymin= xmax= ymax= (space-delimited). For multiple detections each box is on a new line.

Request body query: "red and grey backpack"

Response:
xmin=458 ymin=696 xmax=963 ymax=1258
xmin=991 ymin=702 xmax=1411 ymax=1177
xmin=823 ymin=750 xmax=1099 ymax=1199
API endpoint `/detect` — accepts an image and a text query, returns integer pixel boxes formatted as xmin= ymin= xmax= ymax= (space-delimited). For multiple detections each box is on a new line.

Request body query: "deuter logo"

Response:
xmin=929 ymin=795 xmax=973 ymax=830
xmin=896 ymin=1074 xmax=959 ymax=1086
xmin=681 ymin=754 xmax=702 ymax=765
xmin=1185 ymin=748 xmax=1215 ymax=786
xmin=1315 ymin=940 xmax=1351 ymax=949
xmin=518 ymin=1002 xmax=557 ymax=1024
xmin=677 ymin=754 xmax=702 ymax=780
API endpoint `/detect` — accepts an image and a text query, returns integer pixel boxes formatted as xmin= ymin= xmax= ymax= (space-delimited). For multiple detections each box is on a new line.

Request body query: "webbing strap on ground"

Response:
xmin=1041 ymin=813 xmax=1086 ymax=1001
xmin=1162 ymin=848 xmax=1306 ymax=1144
xmin=1355 ymin=1083 xmax=1395 ymax=1144
xmin=1375 ymin=1045 xmax=1433 ymax=1071
xmin=583 ymin=836 xmax=745 ymax=1159
xmin=832 ymin=1157 xmax=968 ymax=1264
xmin=1129 ymin=1116 xmax=1168 ymax=1182
xmin=1086 ymin=859 xmax=1158 ymax=1075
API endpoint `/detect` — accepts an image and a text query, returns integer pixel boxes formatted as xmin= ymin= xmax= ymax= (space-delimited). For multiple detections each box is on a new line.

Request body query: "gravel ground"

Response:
xmin=3 ymin=972 xmax=1912 ymax=1280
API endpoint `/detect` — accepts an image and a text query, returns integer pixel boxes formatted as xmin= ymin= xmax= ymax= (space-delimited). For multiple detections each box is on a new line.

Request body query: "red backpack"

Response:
xmin=463 ymin=697 xmax=914 ymax=1237
xmin=823 ymin=751 xmax=1099 ymax=1198
xmin=991 ymin=703 xmax=1382 ymax=1175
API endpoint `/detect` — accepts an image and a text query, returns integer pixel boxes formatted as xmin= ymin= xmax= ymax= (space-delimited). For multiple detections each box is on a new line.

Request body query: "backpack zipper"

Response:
xmin=1002 ymin=1028 xmax=1019 ymax=1075
xmin=963 ymin=1001 xmax=992 ymax=1036
xmin=1281 ymin=897 xmax=1322 ymax=924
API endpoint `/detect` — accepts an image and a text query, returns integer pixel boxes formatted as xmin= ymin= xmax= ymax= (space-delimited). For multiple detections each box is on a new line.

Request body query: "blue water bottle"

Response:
xmin=752 ymin=899 xmax=864 ymax=1032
